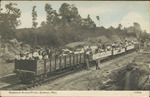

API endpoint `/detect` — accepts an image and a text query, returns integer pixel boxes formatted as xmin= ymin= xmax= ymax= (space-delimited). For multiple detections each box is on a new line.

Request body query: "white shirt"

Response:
xmin=33 ymin=52 xmax=39 ymax=57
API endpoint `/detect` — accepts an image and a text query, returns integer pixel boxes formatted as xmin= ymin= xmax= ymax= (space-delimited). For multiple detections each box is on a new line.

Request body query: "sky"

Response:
xmin=1 ymin=1 xmax=150 ymax=33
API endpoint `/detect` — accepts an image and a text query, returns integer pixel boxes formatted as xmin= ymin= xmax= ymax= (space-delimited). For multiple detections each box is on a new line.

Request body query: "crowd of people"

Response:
xmin=15 ymin=39 xmax=138 ymax=60
xmin=16 ymin=47 xmax=57 ymax=60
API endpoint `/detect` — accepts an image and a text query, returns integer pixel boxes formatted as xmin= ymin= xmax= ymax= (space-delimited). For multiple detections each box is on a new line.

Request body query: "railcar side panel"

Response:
xmin=104 ymin=51 xmax=112 ymax=57
xmin=78 ymin=54 xmax=81 ymax=64
xmin=14 ymin=60 xmax=37 ymax=72
xmin=74 ymin=54 xmax=76 ymax=65
xmin=36 ymin=60 xmax=45 ymax=75
xmin=71 ymin=54 xmax=74 ymax=66
xmin=126 ymin=45 xmax=134 ymax=50
xmin=113 ymin=49 xmax=119 ymax=55
xmin=66 ymin=55 xmax=70 ymax=67
xmin=60 ymin=56 xmax=65 ymax=69
xmin=55 ymin=57 xmax=60 ymax=70
xmin=50 ymin=57 xmax=56 ymax=71
xmin=92 ymin=53 xmax=101 ymax=60
xmin=80 ymin=53 xmax=85 ymax=63
xmin=74 ymin=54 xmax=78 ymax=65
xmin=92 ymin=51 xmax=111 ymax=60
xmin=113 ymin=48 xmax=125 ymax=55
xmin=45 ymin=59 xmax=51 ymax=73
xmin=119 ymin=48 xmax=125 ymax=54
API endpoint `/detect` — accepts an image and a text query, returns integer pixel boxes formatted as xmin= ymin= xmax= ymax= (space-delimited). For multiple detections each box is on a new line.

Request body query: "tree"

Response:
xmin=32 ymin=6 xmax=38 ymax=28
xmin=81 ymin=14 xmax=96 ymax=28
xmin=96 ymin=16 xmax=100 ymax=27
xmin=133 ymin=22 xmax=141 ymax=39
xmin=44 ymin=3 xmax=60 ymax=30
xmin=59 ymin=3 xmax=81 ymax=26
xmin=0 ymin=2 xmax=21 ymax=40
xmin=108 ymin=26 xmax=115 ymax=33
xmin=40 ymin=21 xmax=46 ymax=28
xmin=133 ymin=22 xmax=141 ymax=32
xmin=118 ymin=24 xmax=122 ymax=29
xmin=59 ymin=3 xmax=71 ymax=21
xmin=32 ymin=6 xmax=38 ymax=45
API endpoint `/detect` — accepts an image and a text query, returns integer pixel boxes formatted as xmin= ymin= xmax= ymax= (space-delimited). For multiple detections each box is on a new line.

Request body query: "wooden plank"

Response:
xmin=79 ymin=54 xmax=81 ymax=64
xmin=59 ymin=56 xmax=61 ymax=69
xmin=50 ymin=57 xmax=51 ymax=72
xmin=84 ymin=54 xmax=85 ymax=63
xmin=73 ymin=54 xmax=75 ymax=66
xmin=69 ymin=55 xmax=71 ymax=66
xmin=44 ymin=59 xmax=46 ymax=74
xmin=66 ymin=56 xmax=70 ymax=67
xmin=36 ymin=60 xmax=44 ymax=75
xmin=55 ymin=57 xmax=56 ymax=70
xmin=77 ymin=54 xmax=78 ymax=64
xmin=64 ymin=56 xmax=66 ymax=68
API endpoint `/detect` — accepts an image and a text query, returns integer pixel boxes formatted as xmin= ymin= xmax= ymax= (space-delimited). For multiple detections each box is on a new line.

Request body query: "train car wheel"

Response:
xmin=79 ymin=64 xmax=82 ymax=69
xmin=72 ymin=66 xmax=75 ymax=70
xmin=83 ymin=63 xmax=86 ymax=69
xmin=19 ymin=73 xmax=27 ymax=83
xmin=76 ymin=65 xmax=79 ymax=69
xmin=20 ymin=78 xmax=25 ymax=83
xmin=35 ymin=76 xmax=39 ymax=82
xmin=30 ymin=80 xmax=34 ymax=84
xmin=40 ymin=75 xmax=44 ymax=80
xmin=44 ymin=75 xmax=47 ymax=80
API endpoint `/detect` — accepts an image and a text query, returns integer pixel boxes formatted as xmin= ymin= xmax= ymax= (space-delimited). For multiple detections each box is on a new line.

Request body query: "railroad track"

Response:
xmin=0 ymin=51 xmax=136 ymax=90
xmin=19 ymin=68 xmax=84 ymax=90
xmin=0 ymin=67 xmax=83 ymax=90
xmin=0 ymin=82 xmax=24 ymax=90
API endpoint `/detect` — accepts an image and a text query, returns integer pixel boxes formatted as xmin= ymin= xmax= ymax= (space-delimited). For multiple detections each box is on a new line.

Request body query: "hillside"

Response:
xmin=14 ymin=26 xmax=150 ymax=47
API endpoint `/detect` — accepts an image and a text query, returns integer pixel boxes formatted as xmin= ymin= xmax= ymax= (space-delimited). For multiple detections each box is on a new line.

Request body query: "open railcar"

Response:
xmin=14 ymin=44 xmax=137 ymax=83
xmin=14 ymin=53 xmax=85 ymax=83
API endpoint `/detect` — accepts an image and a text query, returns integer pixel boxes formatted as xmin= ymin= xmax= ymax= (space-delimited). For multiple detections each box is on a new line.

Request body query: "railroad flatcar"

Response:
xmin=14 ymin=44 xmax=137 ymax=83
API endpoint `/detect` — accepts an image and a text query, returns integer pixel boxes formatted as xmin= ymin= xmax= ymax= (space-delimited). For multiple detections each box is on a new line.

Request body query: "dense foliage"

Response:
xmin=0 ymin=2 xmax=21 ymax=40
xmin=1 ymin=3 xmax=150 ymax=47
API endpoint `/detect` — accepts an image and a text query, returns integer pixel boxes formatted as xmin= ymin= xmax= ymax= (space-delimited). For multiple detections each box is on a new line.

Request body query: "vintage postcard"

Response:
xmin=0 ymin=0 xmax=149 ymax=96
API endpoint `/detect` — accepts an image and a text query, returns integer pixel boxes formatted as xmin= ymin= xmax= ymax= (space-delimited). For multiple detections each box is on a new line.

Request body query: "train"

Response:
xmin=13 ymin=43 xmax=138 ymax=83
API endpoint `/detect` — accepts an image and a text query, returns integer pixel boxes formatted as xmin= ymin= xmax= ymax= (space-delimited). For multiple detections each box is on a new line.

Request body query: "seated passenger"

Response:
xmin=106 ymin=46 xmax=111 ymax=51
xmin=20 ymin=55 xmax=26 ymax=60
xmin=95 ymin=48 xmax=98 ymax=53
xmin=38 ymin=49 xmax=43 ymax=55
xmin=33 ymin=51 xmax=39 ymax=60
xmin=33 ymin=51 xmax=39 ymax=57
xmin=28 ymin=53 xmax=33 ymax=59
xmin=38 ymin=55 xmax=43 ymax=60
xmin=25 ymin=53 xmax=30 ymax=60
xmin=15 ymin=55 xmax=20 ymax=60
xmin=43 ymin=54 xmax=49 ymax=59
xmin=20 ymin=51 xmax=24 ymax=57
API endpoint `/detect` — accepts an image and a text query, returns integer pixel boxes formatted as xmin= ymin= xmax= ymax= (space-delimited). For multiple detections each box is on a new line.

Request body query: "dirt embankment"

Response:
xmin=104 ymin=53 xmax=150 ymax=90
xmin=0 ymin=39 xmax=31 ymax=77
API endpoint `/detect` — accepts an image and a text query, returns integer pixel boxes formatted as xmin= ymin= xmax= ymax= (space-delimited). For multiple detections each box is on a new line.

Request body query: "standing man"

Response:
xmin=85 ymin=51 xmax=90 ymax=70
xmin=96 ymin=59 xmax=100 ymax=70
xmin=46 ymin=47 xmax=51 ymax=58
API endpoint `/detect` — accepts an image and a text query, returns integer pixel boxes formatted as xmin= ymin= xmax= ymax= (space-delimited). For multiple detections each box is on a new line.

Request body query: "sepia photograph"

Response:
xmin=0 ymin=1 xmax=150 ymax=91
